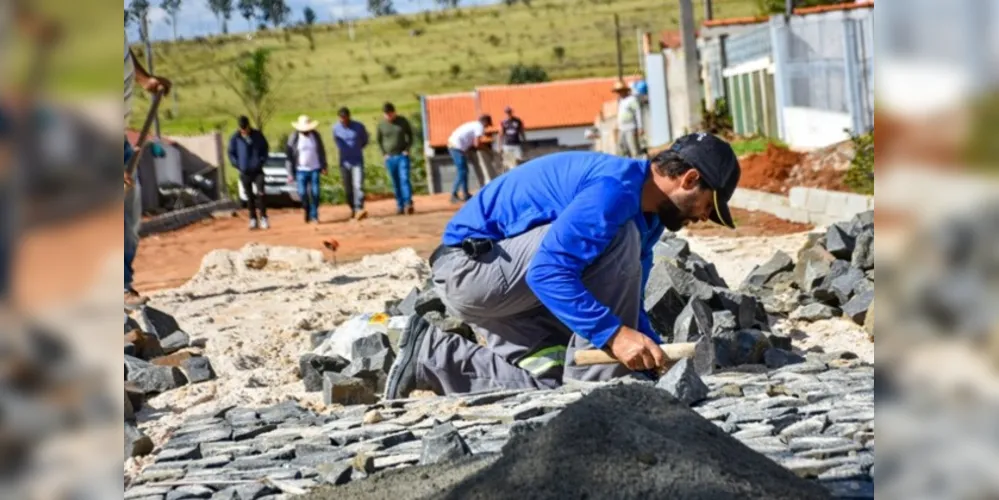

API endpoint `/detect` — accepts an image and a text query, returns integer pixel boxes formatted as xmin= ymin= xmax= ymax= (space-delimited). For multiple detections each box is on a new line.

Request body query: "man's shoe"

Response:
xmin=384 ymin=315 xmax=432 ymax=400
xmin=249 ymin=218 xmax=259 ymax=230
xmin=396 ymin=208 xmax=405 ymax=215
xmin=405 ymin=204 xmax=415 ymax=215
xmin=354 ymin=209 xmax=368 ymax=221
xmin=124 ymin=289 xmax=148 ymax=309
xmin=260 ymin=217 xmax=270 ymax=230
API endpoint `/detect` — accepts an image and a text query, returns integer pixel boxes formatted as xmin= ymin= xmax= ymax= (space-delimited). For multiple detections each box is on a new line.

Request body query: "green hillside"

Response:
xmin=128 ymin=0 xmax=758 ymax=199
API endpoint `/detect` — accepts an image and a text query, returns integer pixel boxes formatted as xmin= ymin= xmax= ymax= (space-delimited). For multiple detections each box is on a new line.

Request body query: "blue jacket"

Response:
xmin=443 ymin=152 xmax=665 ymax=349
xmin=333 ymin=121 xmax=369 ymax=166
xmin=228 ymin=129 xmax=270 ymax=174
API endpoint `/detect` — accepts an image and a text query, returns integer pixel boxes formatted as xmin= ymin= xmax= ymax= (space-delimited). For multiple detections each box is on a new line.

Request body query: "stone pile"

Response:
xmin=124 ymin=353 xmax=873 ymax=500
xmin=647 ymin=234 xmax=800 ymax=371
xmin=740 ymin=211 xmax=874 ymax=334
xmin=125 ymin=306 xmax=217 ymax=459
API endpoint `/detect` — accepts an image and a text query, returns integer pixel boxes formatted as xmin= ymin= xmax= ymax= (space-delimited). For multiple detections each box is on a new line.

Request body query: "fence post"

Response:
xmin=213 ymin=131 xmax=228 ymax=201
xmin=842 ymin=17 xmax=864 ymax=136
xmin=768 ymin=15 xmax=790 ymax=143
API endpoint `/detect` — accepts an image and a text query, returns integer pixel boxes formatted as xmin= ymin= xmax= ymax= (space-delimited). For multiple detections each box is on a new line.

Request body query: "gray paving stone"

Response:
xmin=827 ymin=408 xmax=874 ymax=423
xmin=156 ymin=445 xmax=201 ymax=462
xmin=789 ymin=436 xmax=855 ymax=451
xmin=200 ymin=442 xmax=257 ymax=458
xmin=726 ymin=405 xmax=797 ymax=424
xmin=779 ymin=416 xmax=828 ymax=438
xmin=233 ymin=424 xmax=278 ymax=441
xmin=795 ymin=443 xmax=865 ymax=458
xmin=315 ymin=461 xmax=353 ymax=486
xmin=329 ymin=423 xmax=405 ymax=446
xmin=165 ymin=485 xmax=215 ymax=500
xmin=778 ymin=456 xmax=860 ymax=478
xmin=732 ymin=425 xmax=774 ymax=440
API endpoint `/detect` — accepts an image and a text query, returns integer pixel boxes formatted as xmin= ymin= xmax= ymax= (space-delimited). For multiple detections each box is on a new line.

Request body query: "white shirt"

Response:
xmin=617 ymin=95 xmax=643 ymax=132
xmin=448 ymin=121 xmax=485 ymax=151
xmin=296 ymin=133 xmax=321 ymax=171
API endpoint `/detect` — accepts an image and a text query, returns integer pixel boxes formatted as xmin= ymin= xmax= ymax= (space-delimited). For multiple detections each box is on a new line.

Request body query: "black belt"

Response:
xmin=429 ymin=239 xmax=494 ymax=268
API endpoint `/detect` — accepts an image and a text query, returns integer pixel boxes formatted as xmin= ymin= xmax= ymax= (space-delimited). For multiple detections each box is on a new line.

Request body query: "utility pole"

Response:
xmin=678 ymin=0 xmax=701 ymax=130
xmin=140 ymin=12 xmax=161 ymax=138
xmin=785 ymin=0 xmax=794 ymax=17
xmin=614 ymin=13 xmax=624 ymax=81
xmin=704 ymin=0 xmax=713 ymax=21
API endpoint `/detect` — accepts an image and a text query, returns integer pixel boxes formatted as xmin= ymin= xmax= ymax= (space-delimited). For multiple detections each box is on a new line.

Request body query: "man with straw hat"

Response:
xmin=286 ymin=115 xmax=328 ymax=224
xmin=613 ymin=80 xmax=644 ymax=159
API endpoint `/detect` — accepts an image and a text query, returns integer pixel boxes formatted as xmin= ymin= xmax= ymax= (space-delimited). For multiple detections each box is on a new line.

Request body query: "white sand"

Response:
xmin=127 ymin=234 xmax=874 ymax=479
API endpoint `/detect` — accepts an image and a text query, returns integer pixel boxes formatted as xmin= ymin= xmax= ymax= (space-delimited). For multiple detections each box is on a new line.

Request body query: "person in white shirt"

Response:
xmin=285 ymin=115 xmax=328 ymax=224
xmin=447 ymin=115 xmax=492 ymax=203
xmin=613 ymin=81 xmax=644 ymax=158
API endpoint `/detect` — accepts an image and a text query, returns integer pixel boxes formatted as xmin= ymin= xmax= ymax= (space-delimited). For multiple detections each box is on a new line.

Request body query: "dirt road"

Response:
xmin=132 ymin=194 xmax=461 ymax=292
xmin=132 ymin=193 xmax=812 ymax=293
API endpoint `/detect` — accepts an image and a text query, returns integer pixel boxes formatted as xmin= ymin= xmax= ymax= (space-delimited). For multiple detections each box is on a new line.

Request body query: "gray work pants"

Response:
xmin=414 ymin=222 xmax=643 ymax=395
xmin=618 ymin=129 xmax=641 ymax=158
xmin=340 ymin=162 xmax=365 ymax=211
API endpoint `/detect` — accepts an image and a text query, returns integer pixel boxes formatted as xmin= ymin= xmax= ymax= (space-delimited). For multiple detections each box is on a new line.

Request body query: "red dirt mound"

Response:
xmin=738 ymin=144 xmax=805 ymax=194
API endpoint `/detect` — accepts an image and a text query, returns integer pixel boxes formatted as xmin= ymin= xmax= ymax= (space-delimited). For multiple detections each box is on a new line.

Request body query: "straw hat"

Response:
xmin=611 ymin=80 xmax=631 ymax=93
xmin=292 ymin=115 xmax=320 ymax=132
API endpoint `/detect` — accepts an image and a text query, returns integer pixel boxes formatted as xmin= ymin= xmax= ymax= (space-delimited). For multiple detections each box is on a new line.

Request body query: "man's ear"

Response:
xmin=681 ymin=169 xmax=701 ymax=190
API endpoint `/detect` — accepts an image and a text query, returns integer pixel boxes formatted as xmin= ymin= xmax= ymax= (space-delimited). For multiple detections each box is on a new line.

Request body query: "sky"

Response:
xmin=124 ymin=0 xmax=497 ymax=41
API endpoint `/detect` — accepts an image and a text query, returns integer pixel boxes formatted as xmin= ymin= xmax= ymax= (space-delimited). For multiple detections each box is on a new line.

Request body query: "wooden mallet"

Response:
xmin=573 ymin=334 xmax=715 ymax=375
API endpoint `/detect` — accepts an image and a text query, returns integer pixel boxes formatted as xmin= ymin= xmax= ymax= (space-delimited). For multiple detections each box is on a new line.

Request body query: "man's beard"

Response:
xmin=657 ymin=198 xmax=689 ymax=232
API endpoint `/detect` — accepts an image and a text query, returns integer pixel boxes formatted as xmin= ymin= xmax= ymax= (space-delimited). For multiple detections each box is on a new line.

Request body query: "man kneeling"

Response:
xmin=384 ymin=134 xmax=741 ymax=398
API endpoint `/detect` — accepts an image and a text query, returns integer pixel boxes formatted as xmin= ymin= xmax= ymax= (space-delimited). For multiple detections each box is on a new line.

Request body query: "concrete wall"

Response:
xmin=781 ymin=107 xmax=852 ymax=150
xmin=664 ymin=48 xmax=694 ymax=140
xmin=524 ymin=126 xmax=592 ymax=147
xmin=730 ymin=186 xmax=873 ymax=226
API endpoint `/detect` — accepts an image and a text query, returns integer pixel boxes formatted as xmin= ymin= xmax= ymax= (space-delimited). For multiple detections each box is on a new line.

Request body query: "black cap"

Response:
xmin=669 ymin=133 xmax=741 ymax=229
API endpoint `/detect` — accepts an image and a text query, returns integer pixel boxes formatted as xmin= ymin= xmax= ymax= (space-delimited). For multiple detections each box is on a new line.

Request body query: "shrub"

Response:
xmin=361 ymin=72 xmax=369 ymax=84
xmin=553 ymin=45 xmax=566 ymax=63
xmin=383 ymin=64 xmax=400 ymax=79
xmin=844 ymin=130 xmax=874 ymax=195
xmin=701 ymin=98 xmax=733 ymax=136
xmin=449 ymin=64 xmax=461 ymax=79
xmin=508 ymin=63 xmax=548 ymax=84
xmin=486 ymin=34 xmax=501 ymax=47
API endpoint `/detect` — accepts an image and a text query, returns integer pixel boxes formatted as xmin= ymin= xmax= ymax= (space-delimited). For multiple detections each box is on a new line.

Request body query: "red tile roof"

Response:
xmin=424 ymin=77 xmax=640 ymax=148
xmin=659 ymin=30 xmax=700 ymax=49
xmin=703 ymin=1 xmax=873 ymax=28
xmin=424 ymin=93 xmax=477 ymax=150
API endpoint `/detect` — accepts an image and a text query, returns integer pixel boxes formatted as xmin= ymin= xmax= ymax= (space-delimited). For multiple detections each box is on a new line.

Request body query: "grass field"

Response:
xmin=125 ymin=0 xmax=759 ymax=198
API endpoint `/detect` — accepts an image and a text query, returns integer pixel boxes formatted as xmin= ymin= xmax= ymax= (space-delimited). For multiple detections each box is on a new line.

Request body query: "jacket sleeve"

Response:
xmin=401 ymin=118 xmax=413 ymax=151
xmin=227 ymin=135 xmax=239 ymax=169
xmin=333 ymin=126 xmax=347 ymax=152
xmin=376 ymin=125 xmax=386 ymax=155
xmin=316 ymin=134 xmax=328 ymax=170
xmin=285 ymin=134 xmax=296 ymax=177
xmin=258 ymin=132 xmax=270 ymax=168
xmin=525 ymin=178 xmax=641 ymax=349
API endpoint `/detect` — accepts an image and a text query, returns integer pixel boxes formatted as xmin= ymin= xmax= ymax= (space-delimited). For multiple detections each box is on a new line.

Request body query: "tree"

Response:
xmin=508 ymin=63 xmax=548 ymax=84
xmin=259 ymin=0 xmax=290 ymax=27
xmin=755 ymin=0 xmax=843 ymax=15
xmin=553 ymin=45 xmax=565 ymax=64
xmin=125 ymin=9 xmax=132 ymax=28
xmin=129 ymin=0 xmax=151 ymax=40
xmin=303 ymin=6 xmax=316 ymax=25
xmin=238 ymin=0 xmax=258 ymax=31
xmin=367 ymin=0 xmax=396 ymax=17
xmin=434 ymin=0 xmax=459 ymax=8
xmin=214 ymin=48 xmax=286 ymax=132
xmin=207 ymin=0 xmax=234 ymax=33
xmin=160 ymin=0 xmax=183 ymax=40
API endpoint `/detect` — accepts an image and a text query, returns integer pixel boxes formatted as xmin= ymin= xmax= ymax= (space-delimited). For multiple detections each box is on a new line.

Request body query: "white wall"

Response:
xmin=782 ymin=107 xmax=852 ymax=150
xmin=525 ymin=126 xmax=592 ymax=147
xmin=665 ymin=49 xmax=693 ymax=140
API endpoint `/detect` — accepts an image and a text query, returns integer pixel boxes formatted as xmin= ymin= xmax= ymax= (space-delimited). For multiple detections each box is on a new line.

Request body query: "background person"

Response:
xmin=614 ymin=80 xmax=644 ymax=159
xmin=376 ymin=103 xmax=415 ymax=215
xmin=286 ymin=115 xmax=328 ymax=224
xmin=447 ymin=115 xmax=493 ymax=204
xmin=333 ymin=107 xmax=370 ymax=221
xmin=227 ymin=115 xmax=271 ymax=230
xmin=499 ymin=106 xmax=526 ymax=171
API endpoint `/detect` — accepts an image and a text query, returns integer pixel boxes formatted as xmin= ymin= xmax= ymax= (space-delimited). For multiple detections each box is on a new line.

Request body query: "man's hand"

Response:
xmin=320 ymin=168 xmax=328 ymax=176
xmin=402 ymin=150 xmax=409 ymax=157
xmin=124 ymin=171 xmax=134 ymax=188
xmin=606 ymin=326 xmax=666 ymax=372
